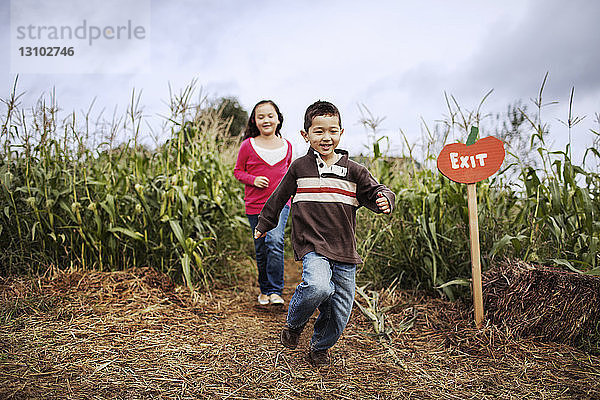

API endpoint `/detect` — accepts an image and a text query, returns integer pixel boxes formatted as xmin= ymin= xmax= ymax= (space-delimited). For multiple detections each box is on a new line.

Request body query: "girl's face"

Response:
xmin=254 ymin=103 xmax=280 ymax=136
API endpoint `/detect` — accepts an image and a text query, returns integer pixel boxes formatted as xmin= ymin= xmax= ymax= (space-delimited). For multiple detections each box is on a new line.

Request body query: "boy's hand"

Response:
xmin=254 ymin=176 xmax=270 ymax=188
xmin=376 ymin=192 xmax=391 ymax=214
xmin=254 ymin=229 xmax=266 ymax=239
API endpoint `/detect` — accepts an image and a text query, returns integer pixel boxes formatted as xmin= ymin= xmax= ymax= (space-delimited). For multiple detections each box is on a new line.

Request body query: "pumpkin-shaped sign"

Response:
xmin=437 ymin=136 xmax=505 ymax=184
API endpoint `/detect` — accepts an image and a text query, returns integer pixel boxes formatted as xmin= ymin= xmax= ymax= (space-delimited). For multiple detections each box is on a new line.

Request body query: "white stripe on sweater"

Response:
xmin=293 ymin=192 xmax=359 ymax=206
xmin=297 ymin=177 xmax=357 ymax=193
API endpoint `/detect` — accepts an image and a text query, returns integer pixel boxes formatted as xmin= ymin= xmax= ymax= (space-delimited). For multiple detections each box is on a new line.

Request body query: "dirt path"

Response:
xmin=1 ymin=260 xmax=599 ymax=399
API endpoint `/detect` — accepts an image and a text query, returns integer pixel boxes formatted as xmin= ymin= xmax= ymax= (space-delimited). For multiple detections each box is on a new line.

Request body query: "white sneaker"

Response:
xmin=258 ymin=293 xmax=269 ymax=305
xmin=269 ymin=293 xmax=284 ymax=305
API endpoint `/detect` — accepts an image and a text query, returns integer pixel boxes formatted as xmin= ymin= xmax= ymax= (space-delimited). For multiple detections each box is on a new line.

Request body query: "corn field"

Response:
xmin=1 ymin=79 xmax=599 ymax=298
xmin=0 ymin=80 xmax=251 ymax=290
xmin=356 ymin=83 xmax=600 ymax=298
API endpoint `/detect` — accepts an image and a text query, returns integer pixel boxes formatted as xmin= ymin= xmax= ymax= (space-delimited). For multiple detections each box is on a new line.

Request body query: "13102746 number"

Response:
xmin=19 ymin=47 xmax=75 ymax=56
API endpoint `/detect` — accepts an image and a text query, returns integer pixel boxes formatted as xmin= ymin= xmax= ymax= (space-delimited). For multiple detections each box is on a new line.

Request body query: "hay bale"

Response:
xmin=483 ymin=259 xmax=600 ymax=354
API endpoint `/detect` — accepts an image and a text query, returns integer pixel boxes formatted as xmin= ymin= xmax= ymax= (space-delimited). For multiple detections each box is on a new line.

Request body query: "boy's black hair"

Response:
xmin=303 ymin=100 xmax=342 ymax=132
xmin=243 ymin=100 xmax=284 ymax=140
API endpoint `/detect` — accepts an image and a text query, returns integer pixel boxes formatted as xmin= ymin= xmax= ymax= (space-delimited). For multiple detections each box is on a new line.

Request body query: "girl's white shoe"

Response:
xmin=269 ymin=293 xmax=284 ymax=305
xmin=258 ymin=293 xmax=270 ymax=305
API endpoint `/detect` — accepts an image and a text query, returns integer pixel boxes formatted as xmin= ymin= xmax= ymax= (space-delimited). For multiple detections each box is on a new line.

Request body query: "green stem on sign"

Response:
xmin=466 ymin=126 xmax=478 ymax=146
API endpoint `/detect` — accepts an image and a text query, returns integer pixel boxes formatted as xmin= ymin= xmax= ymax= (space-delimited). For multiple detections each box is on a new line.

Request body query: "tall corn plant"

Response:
xmin=356 ymin=76 xmax=599 ymax=299
xmin=0 ymin=79 xmax=250 ymax=290
xmin=513 ymin=83 xmax=599 ymax=272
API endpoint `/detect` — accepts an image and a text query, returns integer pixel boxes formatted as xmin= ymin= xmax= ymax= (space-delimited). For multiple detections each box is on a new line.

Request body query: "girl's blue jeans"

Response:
xmin=287 ymin=251 xmax=356 ymax=351
xmin=247 ymin=204 xmax=289 ymax=296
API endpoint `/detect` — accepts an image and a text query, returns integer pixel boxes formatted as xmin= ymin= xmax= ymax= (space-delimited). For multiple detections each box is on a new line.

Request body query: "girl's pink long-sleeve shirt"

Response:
xmin=234 ymin=137 xmax=292 ymax=215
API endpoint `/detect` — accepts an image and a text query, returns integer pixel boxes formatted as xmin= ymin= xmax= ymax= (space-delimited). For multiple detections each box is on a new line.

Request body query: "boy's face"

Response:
xmin=301 ymin=115 xmax=344 ymax=162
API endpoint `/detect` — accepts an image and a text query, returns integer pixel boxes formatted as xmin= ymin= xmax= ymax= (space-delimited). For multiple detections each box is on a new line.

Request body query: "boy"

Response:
xmin=254 ymin=100 xmax=395 ymax=367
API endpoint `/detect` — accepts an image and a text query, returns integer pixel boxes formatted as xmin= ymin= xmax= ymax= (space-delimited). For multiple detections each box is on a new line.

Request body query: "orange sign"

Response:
xmin=437 ymin=136 xmax=505 ymax=184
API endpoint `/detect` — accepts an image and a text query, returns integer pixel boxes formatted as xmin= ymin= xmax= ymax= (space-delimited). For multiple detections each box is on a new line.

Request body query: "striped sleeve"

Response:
xmin=355 ymin=166 xmax=395 ymax=213
xmin=255 ymin=162 xmax=297 ymax=234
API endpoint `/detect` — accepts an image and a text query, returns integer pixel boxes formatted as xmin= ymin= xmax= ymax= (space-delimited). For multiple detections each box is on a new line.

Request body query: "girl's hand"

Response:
xmin=254 ymin=229 xmax=266 ymax=239
xmin=376 ymin=192 xmax=391 ymax=214
xmin=254 ymin=176 xmax=270 ymax=188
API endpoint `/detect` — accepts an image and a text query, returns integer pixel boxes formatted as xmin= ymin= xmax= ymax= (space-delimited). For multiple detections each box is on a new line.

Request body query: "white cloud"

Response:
xmin=1 ymin=0 xmax=598 ymax=163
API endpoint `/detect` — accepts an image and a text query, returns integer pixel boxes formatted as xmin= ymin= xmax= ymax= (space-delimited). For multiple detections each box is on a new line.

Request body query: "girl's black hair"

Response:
xmin=243 ymin=100 xmax=284 ymax=140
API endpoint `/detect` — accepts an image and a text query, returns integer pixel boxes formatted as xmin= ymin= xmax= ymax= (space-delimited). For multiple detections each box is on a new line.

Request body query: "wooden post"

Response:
xmin=467 ymin=183 xmax=484 ymax=328
xmin=437 ymin=127 xmax=504 ymax=328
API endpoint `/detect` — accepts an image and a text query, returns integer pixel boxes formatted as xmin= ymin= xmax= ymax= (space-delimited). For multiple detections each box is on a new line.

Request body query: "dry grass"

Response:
xmin=484 ymin=259 xmax=600 ymax=354
xmin=1 ymin=261 xmax=599 ymax=399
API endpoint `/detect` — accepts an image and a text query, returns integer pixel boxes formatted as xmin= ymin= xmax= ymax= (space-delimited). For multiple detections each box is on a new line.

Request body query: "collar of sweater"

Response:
xmin=307 ymin=148 xmax=349 ymax=177
xmin=306 ymin=147 xmax=349 ymax=165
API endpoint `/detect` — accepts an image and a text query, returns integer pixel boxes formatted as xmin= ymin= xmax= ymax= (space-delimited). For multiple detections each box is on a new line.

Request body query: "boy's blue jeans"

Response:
xmin=247 ymin=205 xmax=289 ymax=296
xmin=287 ymin=251 xmax=356 ymax=351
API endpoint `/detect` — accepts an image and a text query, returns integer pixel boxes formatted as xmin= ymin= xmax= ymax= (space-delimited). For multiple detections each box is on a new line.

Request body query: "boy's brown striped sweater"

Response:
xmin=256 ymin=148 xmax=396 ymax=264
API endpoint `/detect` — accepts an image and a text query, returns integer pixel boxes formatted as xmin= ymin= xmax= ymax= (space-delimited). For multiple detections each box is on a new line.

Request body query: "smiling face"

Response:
xmin=254 ymin=103 xmax=280 ymax=137
xmin=301 ymin=114 xmax=344 ymax=163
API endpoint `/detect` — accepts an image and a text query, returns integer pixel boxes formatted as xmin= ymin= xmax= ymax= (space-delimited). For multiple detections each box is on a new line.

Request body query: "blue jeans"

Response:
xmin=287 ymin=251 xmax=356 ymax=351
xmin=247 ymin=204 xmax=289 ymax=296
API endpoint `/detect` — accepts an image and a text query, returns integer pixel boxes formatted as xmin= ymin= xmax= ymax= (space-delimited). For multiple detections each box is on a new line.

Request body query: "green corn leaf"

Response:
xmin=583 ymin=267 xmax=600 ymax=276
xmin=353 ymin=299 xmax=378 ymax=322
xmin=583 ymin=147 xmax=600 ymax=164
xmin=169 ymin=219 xmax=189 ymax=252
xmin=31 ymin=221 xmax=39 ymax=241
xmin=108 ymin=227 xmax=144 ymax=241
xmin=490 ymin=234 xmax=527 ymax=257
xmin=551 ymin=258 xmax=582 ymax=274
xmin=181 ymin=253 xmax=193 ymax=291
xmin=434 ymin=278 xmax=471 ymax=289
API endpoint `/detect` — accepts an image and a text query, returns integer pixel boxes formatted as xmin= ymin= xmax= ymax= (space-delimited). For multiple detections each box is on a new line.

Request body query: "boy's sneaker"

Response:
xmin=269 ymin=293 xmax=285 ymax=305
xmin=257 ymin=293 xmax=269 ymax=305
xmin=307 ymin=348 xmax=329 ymax=368
xmin=280 ymin=325 xmax=304 ymax=349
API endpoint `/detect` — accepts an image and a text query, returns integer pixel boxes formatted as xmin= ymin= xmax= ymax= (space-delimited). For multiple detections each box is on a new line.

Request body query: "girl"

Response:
xmin=234 ymin=100 xmax=292 ymax=306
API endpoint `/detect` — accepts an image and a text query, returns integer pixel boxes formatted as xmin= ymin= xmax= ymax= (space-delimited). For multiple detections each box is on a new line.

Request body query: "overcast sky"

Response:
xmin=2 ymin=0 xmax=599 ymax=163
